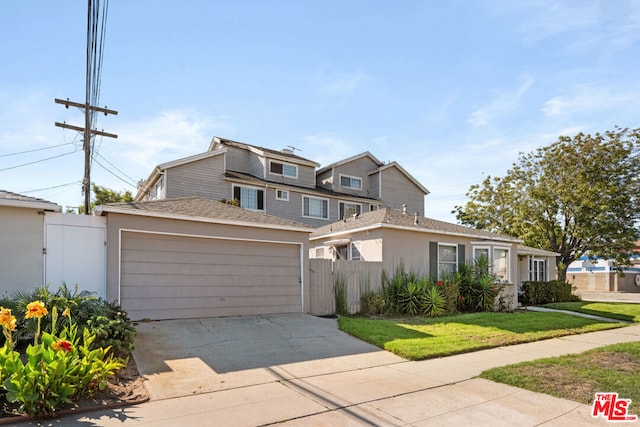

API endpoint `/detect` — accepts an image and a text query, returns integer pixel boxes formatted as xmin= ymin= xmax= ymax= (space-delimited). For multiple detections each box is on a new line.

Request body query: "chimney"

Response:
xmin=402 ymin=204 xmax=407 ymax=214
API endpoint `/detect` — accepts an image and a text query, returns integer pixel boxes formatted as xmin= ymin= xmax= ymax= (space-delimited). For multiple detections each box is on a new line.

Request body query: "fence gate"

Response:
xmin=44 ymin=213 xmax=106 ymax=298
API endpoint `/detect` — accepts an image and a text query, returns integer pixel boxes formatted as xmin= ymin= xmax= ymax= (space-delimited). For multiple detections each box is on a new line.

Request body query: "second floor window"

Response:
xmin=270 ymin=161 xmax=297 ymax=178
xmin=233 ymin=185 xmax=264 ymax=211
xmin=303 ymin=196 xmax=328 ymax=219
xmin=339 ymin=202 xmax=362 ymax=219
xmin=339 ymin=174 xmax=362 ymax=190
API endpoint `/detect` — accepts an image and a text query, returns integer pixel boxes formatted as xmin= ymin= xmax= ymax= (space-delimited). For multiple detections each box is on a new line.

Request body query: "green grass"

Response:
xmin=543 ymin=301 xmax=640 ymax=322
xmin=338 ymin=312 xmax=627 ymax=360
xmin=479 ymin=342 xmax=640 ymax=414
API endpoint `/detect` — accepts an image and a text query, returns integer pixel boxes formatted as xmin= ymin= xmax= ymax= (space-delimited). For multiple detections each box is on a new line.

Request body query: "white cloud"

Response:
xmin=468 ymin=77 xmax=534 ymax=127
xmin=541 ymin=86 xmax=637 ymax=117
xmin=318 ymin=71 xmax=370 ymax=96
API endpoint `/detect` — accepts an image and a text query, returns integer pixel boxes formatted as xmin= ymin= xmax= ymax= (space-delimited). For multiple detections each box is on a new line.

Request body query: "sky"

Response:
xmin=1 ymin=1 xmax=639 ymax=222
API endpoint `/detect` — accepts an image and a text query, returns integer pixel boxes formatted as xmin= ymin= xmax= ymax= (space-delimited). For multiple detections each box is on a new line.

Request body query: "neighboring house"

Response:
xmin=309 ymin=207 xmax=559 ymax=306
xmin=134 ymin=137 xmax=429 ymax=227
xmin=95 ymin=197 xmax=312 ymax=321
xmin=567 ymin=251 xmax=640 ymax=293
xmin=0 ymin=190 xmax=61 ymax=297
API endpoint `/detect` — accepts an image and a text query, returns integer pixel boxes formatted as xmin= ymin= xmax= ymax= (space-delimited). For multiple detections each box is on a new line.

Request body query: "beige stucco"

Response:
xmin=104 ymin=212 xmax=310 ymax=318
xmin=0 ymin=206 xmax=46 ymax=296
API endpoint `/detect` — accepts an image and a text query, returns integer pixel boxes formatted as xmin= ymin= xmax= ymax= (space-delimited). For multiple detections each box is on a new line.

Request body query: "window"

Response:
xmin=529 ymin=259 xmax=546 ymax=281
xmin=339 ymin=201 xmax=362 ymax=219
xmin=315 ymin=247 xmax=325 ymax=258
xmin=438 ymin=244 xmax=458 ymax=278
xmin=303 ymin=196 xmax=328 ymax=219
xmin=270 ymin=161 xmax=297 ymax=178
xmin=370 ymin=204 xmax=379 ymax=211
xmin=473 ymin=247 xmax=490 ymax=275
xmin=339 ymin=174 xmax=362 ymax=190
xmin=153 ymin=176 xmax=165 ymax=200
xmin=233 ymin=185 xmax=264 ymax=211
xmin=350 ymin=242 xmax=362 ymax=261
xmin=493 ymin=248 xmax=510 ymax=281
xmin=275 ymin=189 xmax=289 ymax=201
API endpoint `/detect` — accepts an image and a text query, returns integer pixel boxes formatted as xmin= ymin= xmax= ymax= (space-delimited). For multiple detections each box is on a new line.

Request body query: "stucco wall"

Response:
xmin=0 ymin=206 xmax=45 ymax=296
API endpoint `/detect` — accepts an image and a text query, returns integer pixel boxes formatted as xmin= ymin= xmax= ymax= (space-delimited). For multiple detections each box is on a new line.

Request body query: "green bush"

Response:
xmin=86 ymin=300 xmax=136 ymax=357
xmin=361 ymin=292 xmax=385 ymax=315
xmin=334 ymin=274 xmax=348 ymax=315
xmin=521 ymin=281 xmax=575 ymax=305
xmin=421 ymin=285 xmax=445 ymax=317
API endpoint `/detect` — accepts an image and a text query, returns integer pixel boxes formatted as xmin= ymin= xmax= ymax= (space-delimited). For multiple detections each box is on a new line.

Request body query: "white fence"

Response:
xmin=309 ymin=259 xmax=384 ymax=316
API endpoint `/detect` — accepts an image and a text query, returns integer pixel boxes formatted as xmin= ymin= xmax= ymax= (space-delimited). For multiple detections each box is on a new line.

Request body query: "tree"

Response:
xmin=77 ymin=184 xmax=134 ymax=214
xmin=454 ymin=127 xmax=640 ymax=281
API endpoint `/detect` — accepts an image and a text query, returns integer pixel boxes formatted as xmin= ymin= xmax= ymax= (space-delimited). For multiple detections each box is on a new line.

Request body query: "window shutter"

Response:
xmin=429 ymin=241 xmax=438 ymax=280
xmin=233 ymin=186 xmax=240 ymax=203
xmin=458 ymin=244 xmax=466 ymax=271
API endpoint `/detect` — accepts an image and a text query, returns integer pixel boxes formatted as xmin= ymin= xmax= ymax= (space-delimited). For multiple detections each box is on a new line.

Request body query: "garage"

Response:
xmin=96 ymin=197 xmax=311 ymax=321
xmin=120 ymin=231 xmax=303 ymax=320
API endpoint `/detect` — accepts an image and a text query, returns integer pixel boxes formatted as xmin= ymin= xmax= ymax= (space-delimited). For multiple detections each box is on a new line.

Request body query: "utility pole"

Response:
xmin=54 ymin=98 xmax=117 ymax=214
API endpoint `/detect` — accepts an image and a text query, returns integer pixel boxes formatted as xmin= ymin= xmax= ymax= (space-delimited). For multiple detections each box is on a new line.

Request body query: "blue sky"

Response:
xmin=1 ymin=1 xmax=639 ymax=222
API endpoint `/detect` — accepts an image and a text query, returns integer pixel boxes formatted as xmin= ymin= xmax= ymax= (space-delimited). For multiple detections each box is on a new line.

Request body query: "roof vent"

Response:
xmin=402 ymin=204 xmax=407 ymax=214
xmin=414 ymin=212 xmax=419 ymax=225
xmin=282 ymin=148 xmax=294 ymax=154
xmin=352 ymin=213 xmax=359 ymax=220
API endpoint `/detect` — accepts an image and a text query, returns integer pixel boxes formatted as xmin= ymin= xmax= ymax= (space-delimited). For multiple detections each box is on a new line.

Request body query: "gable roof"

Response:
xmin=210 ymin=136 xmax=320 ymax=167
xmin=316 ymin=151 xmax=383 ymax=175
xmin=310 ymin=207 xmax=520 ymax=243
xmin=316 ymin=151 xmax=430 ymax=195
xmin=517 ymin=245 xmax=560 ymax=257
xmin=0 ymin=190 xmax=61 ymax=211
xmin=135 ymin=148 xmax=227 ymax=200
xmin=96 ymin=197 xmax=312 ymax=232
xmin=371 ymin=161 xmax=430 ymax=195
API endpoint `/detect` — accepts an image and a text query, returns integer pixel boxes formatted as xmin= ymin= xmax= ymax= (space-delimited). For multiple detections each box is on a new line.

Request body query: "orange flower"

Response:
xmin=62 ymin=307 xmax=71 ymax=318
xmin=25 ymin=301 xmax=48 ymax=319
xmin=0 ymin=307 xmax=15 ymax=328
xmin=51 ymin=340 xmax=73 ymax=353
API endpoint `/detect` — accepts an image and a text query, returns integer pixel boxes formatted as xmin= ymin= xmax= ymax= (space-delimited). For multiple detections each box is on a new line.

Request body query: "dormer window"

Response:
xmin=339 ymin=174 xmax=362 ymax=190
xmin=269 ymin=160 xmax=297 ymax=178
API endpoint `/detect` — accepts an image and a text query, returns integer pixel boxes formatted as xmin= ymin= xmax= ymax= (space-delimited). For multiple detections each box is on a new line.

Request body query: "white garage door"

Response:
xmin=120 ymin=231 xmax=302 ymax=320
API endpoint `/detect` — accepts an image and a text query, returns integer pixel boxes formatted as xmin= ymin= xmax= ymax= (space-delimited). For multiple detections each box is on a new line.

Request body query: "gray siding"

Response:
xmin=380 ymin=167 xmax=425 ymax=215
xmin=265 ymin=160 xmax=316 ymax=189
xmin=316 ymin=169 xmax=334 ymax=191
xmin=224 ymin=146 xmax=251 ymax=172
xmin=165 ymin=155 xmax=228 ymax=201
xmin=369 ymin=171 xmax=381 ymax=199
xmin=333 ymin=157 xmax=380 ymax=198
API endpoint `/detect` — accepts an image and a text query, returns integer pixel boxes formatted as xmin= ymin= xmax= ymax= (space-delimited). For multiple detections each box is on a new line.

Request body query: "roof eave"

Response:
xmin=0 ymin=199 xmax=62 ymax=211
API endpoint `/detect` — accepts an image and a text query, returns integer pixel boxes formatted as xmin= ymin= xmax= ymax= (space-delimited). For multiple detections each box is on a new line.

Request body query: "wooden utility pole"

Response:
xmin=54 ymin=98 xmax=117 ymax=214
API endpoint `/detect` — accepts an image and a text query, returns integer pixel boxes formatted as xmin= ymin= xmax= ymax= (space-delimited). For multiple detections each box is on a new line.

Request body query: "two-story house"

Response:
xmin=135 ymin=137 xmax=429 ymax=227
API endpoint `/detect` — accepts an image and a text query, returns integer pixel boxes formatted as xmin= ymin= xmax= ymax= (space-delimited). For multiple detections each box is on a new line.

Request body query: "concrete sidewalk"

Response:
xmin=14 ymin=322 xmax=640 ymax=426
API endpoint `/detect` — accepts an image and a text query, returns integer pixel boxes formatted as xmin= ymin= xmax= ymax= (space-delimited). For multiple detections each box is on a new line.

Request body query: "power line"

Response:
xmin=0 ymin=141 xmax=75 ymax=158
xmin=0 ymin=150 xmax=79 ymax=172
xmin=95 ymin=152 xmax=138 ymax=186
xmin=93 ymin=158 xmax=138 ymax=188
xmin=20 ymin=181 xmax=83 ymax=194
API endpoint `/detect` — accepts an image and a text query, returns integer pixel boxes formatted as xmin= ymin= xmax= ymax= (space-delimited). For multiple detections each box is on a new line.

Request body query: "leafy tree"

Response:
xmin=77 ymin=184 xmax=133 ymax=214
xmin=454 ymin=127 xmax=640 ymax=280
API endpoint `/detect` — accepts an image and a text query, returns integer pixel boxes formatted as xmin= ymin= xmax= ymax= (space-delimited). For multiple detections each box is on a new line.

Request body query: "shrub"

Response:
xmin=334 ymin=273 xmax=348 ymax=315
xmin=86 ymin=300 xmax=136 ymax=357
xmin=361 ymin=292 xmax=385 ymax=316
xmin=521 ymin=281 xmax=575 ymax=305
xmin=422 ymin=285 xmax=445 ymax=317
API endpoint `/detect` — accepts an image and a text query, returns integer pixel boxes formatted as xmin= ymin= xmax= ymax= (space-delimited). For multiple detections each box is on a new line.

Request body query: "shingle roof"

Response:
xmin=97 ymin=197 xmax=312 ymax=231
xmin=0 ymin=190 xmax=61 ymax=210
xmin=211 ymin=137 xmax=320 ymax=166
xmin=310 ymin=207 xmax=520 ymax=243
xmin=224 ymin=170 xmax=379 ymax=201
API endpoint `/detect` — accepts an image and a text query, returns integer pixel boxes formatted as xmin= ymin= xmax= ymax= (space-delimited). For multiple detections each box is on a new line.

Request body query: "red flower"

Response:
xmin=52 ymin=340 xmax=73 ymax=353
xmin=492 ymin=286 xmax=497 ymax=291
xmin=437 ymin=281 xmax=442 ymax=287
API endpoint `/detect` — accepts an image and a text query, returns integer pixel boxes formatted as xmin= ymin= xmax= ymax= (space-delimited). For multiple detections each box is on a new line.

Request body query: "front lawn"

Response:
xmin=543 ymin=302 xmax=640 ymax=323
xmin=479 ymin=342 xmax=640 ymax=415
xmin=338 ymin=312 xmax=627 ymax=360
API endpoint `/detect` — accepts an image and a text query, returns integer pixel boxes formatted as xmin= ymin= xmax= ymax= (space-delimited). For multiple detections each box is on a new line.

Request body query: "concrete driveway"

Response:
xmin=132 ymin=314 xmax=404 ymax=400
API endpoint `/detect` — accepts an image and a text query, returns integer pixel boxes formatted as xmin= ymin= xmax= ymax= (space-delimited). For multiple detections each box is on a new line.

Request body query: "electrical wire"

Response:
xmin=95 ymin=152 xmax=138 ymax=186
xmin=0 ymin=150 xmax=79 ymax=172
xmin=20 ymin=181 xmax=83 ymax=194
xmin=0 ymin=142 xmax=76 ymax=158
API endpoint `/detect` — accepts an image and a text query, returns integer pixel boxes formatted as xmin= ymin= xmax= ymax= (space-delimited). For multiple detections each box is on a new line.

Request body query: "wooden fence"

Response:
xmin=309 ymin=259 xmax=384 ymax=316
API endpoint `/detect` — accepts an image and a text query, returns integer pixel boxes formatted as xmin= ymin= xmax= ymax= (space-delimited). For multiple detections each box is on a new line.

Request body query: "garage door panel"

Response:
xmin=120 ymin=232 xmax=302 ymax=320
xmin=122 ymin=261 xmax=299 ymax=277
xmin=123 ymin=251 xmax=300 ymax=268
xmin=119 ymin=273 xmax=299 ymax=287
xmin=122 ymin=284 xmax=300 ymax=299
